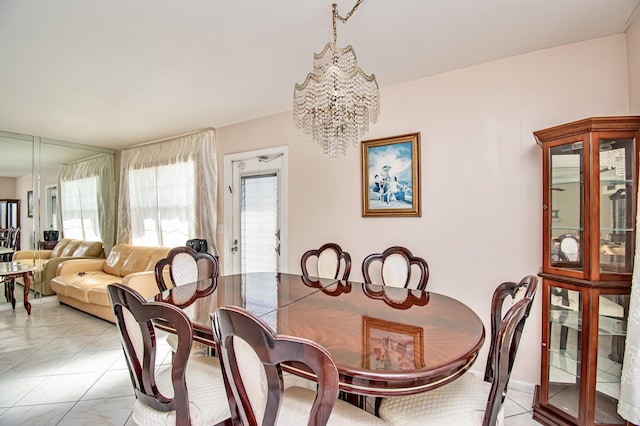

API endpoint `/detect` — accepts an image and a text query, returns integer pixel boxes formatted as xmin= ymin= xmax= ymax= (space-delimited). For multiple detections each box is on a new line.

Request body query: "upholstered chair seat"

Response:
xmin=133 ymin=355 xmax=229 ymax=426
xmin=379 ymin=275 xmax=538 ymax=426
xmin=378 ymin=373 xmax=503 ymax=426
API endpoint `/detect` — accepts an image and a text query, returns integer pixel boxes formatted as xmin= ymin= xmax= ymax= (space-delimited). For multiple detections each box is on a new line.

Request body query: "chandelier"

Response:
xmin=293 ymin=1 xmax=379 ymax=159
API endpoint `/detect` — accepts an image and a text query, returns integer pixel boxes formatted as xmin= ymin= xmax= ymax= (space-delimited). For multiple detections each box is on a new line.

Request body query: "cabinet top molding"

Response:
xmin=534 ymin=116 xmax=640 ymax=144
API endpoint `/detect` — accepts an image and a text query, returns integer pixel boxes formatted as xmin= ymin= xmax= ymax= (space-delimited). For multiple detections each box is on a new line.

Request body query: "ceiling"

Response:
xmin=0 ymin=0 xmax=639 ymax=152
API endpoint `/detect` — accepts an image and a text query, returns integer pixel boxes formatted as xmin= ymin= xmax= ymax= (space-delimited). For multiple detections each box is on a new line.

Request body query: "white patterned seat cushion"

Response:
xmin=378 ymin=373 xmax=504 ymax=426
xmin=317 ymin=248 xmax=339 ymax=279
xmin=132 ymin=354 xmax=230 ymax=426
xmin=278 ymin=386 xmax=387 ymax=426
xmin=165 ymin=333 xmax=209 ymax=356
xmin=381 ymin=254 xmax=409 ymax=288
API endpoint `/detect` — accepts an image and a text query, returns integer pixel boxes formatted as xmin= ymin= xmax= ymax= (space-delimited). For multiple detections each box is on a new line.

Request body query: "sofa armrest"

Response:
xmin=13 ymin=250 xmax=53 ymax=261
xmin=56 ymin=258 xmax=107 ymax=276
xmin=122 ymin=271 xmax=161 ymax=300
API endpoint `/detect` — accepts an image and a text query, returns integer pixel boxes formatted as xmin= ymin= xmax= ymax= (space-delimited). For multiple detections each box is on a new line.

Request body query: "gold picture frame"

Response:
xmin=363 ymin=316 xmax=424 ymax=370
xmin=361 ymin=132 xmax=421 ymax=217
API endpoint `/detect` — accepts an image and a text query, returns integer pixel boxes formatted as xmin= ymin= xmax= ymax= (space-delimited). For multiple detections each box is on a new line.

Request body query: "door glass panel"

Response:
xmin=550 ymin=143 xmax=583 ymax=270
xmin=594 ymin=293 xmax=628 ymax=424
xmin=599 ymin=138 xmax=634 ymax=274
xmin=241 ymin=174 xmax=279 ymax=273
xmin=547 ymin=286 xmax=582 ymax=420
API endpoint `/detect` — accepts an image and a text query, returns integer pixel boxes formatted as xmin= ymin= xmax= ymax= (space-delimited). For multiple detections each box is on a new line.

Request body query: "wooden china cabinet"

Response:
xmin=532 ymin=116 xmax=640 ymax=426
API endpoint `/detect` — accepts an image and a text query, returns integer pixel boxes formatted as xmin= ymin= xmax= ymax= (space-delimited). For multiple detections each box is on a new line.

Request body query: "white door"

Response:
xmin=224 ymin=147 xmax=288 ymax=275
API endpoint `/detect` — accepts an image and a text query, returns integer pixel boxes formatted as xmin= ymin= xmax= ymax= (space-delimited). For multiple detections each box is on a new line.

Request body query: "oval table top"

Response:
xmin=0 ymin=261 xmax=37 ymax=275
xmin=154 ymin=272 xmax=485 ymax=396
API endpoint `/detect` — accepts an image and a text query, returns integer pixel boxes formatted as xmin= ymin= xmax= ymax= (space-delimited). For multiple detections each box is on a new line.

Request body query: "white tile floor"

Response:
xmin=0 ymin=287 xmax=540 ymax=425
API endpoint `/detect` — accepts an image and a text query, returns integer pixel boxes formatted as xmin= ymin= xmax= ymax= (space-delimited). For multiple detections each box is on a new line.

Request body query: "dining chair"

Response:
xmin=301 ymin=243 xmax=352 ymax=281
xmin=378 ymin=274 xmax=538 ymax=426
xmin=155 ymin=246 xmax=218 ymax=354
xmin=556 ymin=233 xmax=580 ymax=261
xmin=362 ymin=246 xmax=429 ymax=290
xmin=211 ymin=305 xmax=386 ymax=426
xmin=3 ymin=227 xmax=20 ymax=250
xmin=155 ymin=246 xmax=219 ymax=292
xmin=107 ymin=283 xmax=231 ymax=426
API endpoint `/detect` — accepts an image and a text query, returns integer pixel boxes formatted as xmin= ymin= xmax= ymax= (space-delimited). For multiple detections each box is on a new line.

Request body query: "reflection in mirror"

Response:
xmin=0 ymin=131 xmax=33 ymax=251
xmin=38 ymin=139 xmax=116 ymax=252
xmin=0 ymin=131 xmax=115 ymax=253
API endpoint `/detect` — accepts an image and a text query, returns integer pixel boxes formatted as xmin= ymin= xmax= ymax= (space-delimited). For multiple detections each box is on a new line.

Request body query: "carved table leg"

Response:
xmin=22 ymin=272 xmax=31 ymax=315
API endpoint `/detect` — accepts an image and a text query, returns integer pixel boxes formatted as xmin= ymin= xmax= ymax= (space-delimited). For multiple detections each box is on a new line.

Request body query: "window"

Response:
xmin=117 ymin=129 xmax=218 ymax=254
xmin=60 ymin=176 xmax=101 ymax=241
xmin=128 ymin=161 xmax=195 ymax=247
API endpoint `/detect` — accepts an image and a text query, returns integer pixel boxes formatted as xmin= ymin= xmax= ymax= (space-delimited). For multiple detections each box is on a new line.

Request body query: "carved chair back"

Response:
xmin=212 ymin=305 xmax=340 ymax=426
xmin=301 ymin=243 xmax=352 ymax=281
xmin=362 ymin=246 xmax=429 ymax=290
xmin=155 ymin=246 xmax=218 ymax=292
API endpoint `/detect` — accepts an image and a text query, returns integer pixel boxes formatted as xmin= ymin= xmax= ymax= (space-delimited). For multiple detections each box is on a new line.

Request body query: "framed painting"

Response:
xmin=27 ymin=190 xmax=33 ymax=218
xmin=363 ymin=316 xmax=424 ymax=370
xmin=361 ymin=132 xmax=421 ymax=217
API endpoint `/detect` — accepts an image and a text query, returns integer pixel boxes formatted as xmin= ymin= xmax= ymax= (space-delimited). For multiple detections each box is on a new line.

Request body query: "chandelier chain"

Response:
xmin=332 ymin=0 xmax=365 ymax=46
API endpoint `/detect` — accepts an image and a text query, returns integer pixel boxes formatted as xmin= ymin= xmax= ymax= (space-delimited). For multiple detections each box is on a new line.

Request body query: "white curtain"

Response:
xmin=58 ymin=153 xmax=115 ymax=252
xmin=619 ymin=191 xmax=640 ymax=423
xmin=117 ymin=128 xmax=218 ymax=255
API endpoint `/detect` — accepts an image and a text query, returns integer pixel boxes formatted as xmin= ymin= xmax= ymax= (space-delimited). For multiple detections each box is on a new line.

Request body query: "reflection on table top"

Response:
xmin=154 ymin=272 xmax=485 ymax=396
xmin=0 ymin=261 xmax=36 ymax=275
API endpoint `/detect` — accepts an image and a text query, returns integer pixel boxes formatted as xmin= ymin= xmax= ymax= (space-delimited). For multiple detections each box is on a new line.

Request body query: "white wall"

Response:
xmin=216 ymin=34 xmax=629 ymax=386
xmin=627 ymin=14 xmax=640 ymax=114
xmin=0 ymin=177 xmax=16 ymax=198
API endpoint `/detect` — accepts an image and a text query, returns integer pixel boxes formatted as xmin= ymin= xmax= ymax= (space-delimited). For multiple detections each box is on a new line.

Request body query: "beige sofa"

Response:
xmin=50 ymin=244 xmax=170 ymax=322
xmin=13 ymin=238 xmax=105 ymax=296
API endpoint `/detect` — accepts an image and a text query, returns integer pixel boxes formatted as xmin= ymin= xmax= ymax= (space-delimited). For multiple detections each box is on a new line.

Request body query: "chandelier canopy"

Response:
xmin=293 ymin=1 xmax=379 ymax=159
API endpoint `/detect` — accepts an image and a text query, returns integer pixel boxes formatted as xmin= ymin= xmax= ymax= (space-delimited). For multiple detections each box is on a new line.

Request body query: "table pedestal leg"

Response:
xmin=22 ymin=272 xmax=31 ymax=315
xmin=7 ymin=279 xmax=16 ymax=309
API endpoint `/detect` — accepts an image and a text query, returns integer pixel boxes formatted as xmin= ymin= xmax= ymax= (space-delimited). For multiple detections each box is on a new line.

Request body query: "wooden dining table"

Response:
xmin=153 ymin=272 xmax=485 ymax=397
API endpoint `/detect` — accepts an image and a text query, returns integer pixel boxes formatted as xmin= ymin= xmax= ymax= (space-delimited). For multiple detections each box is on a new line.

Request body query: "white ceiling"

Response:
xmin=0 ymin=0 xmax=639 ymax=152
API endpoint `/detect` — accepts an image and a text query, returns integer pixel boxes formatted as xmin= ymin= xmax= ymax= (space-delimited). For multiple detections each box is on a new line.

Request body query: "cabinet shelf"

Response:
xmin=548 ymin=349 xmax=622 ymax=383
xmin=549 ymin=309 xmax=626 ymax=336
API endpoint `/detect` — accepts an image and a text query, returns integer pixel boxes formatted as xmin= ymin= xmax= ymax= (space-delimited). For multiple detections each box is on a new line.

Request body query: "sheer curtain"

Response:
xmin=619 ymin=219 xmax=640 ymax=421
xmin=58 ymin=153 xmax=115 ymax=252
xmin=117 ymin=128 xmax=218 ymax=255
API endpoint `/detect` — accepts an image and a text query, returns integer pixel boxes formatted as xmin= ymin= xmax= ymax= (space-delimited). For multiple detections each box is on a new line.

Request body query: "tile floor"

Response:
xmin=0 ymin=287 xmax=540 ymax=425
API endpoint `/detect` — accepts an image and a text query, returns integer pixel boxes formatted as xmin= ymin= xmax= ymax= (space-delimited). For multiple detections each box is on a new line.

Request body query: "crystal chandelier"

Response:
xmin=293 ymin=1 xmax=379 ymax=159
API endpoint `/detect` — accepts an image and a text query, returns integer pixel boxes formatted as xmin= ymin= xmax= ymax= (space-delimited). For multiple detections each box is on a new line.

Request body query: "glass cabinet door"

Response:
xmin=599 ymin=138 xmax=634 ymax=275
xmin=547 ymin=285 xmax=582 ymax=421
xmin=594 ymin=292 xmax=628 ymax=424
xmin=550 ymin=142 xmax=584 ymax=272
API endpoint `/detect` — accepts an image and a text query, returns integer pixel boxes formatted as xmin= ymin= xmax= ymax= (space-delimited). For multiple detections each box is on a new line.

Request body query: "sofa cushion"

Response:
xmin=104 ymin=244 xmax=170 ymax=277
xmin=103 ymin=244 xmax=135 ymax=276
xmin=74 ymin=241 xmax=104 ymax=257
xmin=120 ymin=248 xmax=158 ymax=276
xmin=87 ymin=285 xmax=112 ymax=307
xmin=51 ymin=239 xmax=73 ymax=257
xmin=60 ymin=240 xmax=82 ymax=256
xmin=53 ymin=272 xmax=120 ymax=303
